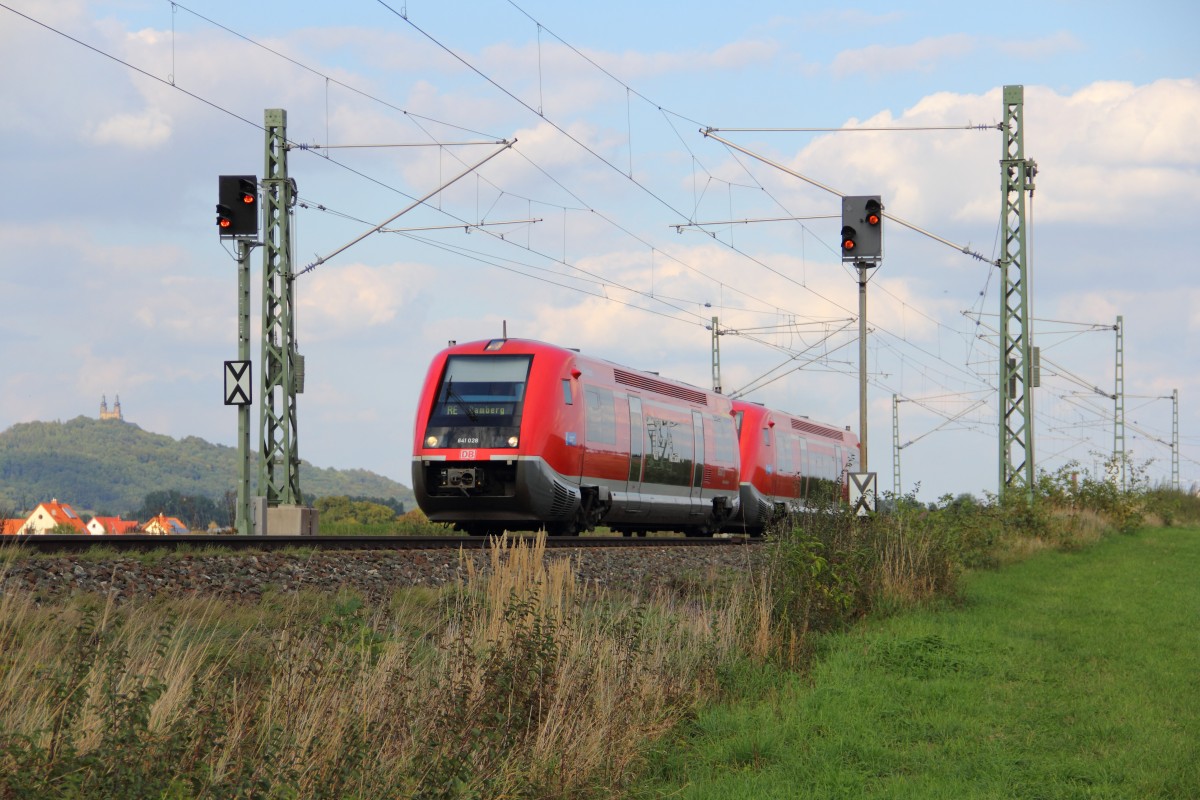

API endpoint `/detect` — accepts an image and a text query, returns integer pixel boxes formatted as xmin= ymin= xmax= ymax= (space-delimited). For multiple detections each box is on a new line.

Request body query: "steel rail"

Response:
xmin=1 ymin=533 xmax=761 ymax=555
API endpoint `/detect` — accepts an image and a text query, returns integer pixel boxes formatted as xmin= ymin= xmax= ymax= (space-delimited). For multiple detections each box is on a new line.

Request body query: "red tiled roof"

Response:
xmin=92 ymin=516 xmax=140 ymax=535
xmin=1 ymin=519 xmax=27 ymax=535
xmin=31 ymin=500 xmax=88 ymax=533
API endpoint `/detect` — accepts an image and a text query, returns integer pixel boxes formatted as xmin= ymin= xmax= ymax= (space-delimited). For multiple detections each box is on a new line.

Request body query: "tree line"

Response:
xmin=127 ymin=491 xmax=407 ymax=530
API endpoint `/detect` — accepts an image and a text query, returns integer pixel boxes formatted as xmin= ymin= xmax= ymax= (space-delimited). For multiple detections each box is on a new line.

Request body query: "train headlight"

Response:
xmin=507 ymin=436 xmax=519 ymax=448
xmin=425 ymin=436 xmax=439 ymax=448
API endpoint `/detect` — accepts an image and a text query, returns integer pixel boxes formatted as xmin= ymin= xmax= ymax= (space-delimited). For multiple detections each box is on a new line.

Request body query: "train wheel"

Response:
xmin=546 ymin=521 xmax=580 ymax=536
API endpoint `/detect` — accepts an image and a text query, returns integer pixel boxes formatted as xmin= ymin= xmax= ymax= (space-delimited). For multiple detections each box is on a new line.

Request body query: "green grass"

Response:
xmin=634 ymin=526 xmax=1200 ymax=799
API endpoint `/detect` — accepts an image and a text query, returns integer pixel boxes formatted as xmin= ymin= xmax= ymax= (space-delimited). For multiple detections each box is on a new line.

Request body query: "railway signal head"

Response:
xmin=841 ymin=195 xmax=883 ymax=263
xmin=217 ymin=175 xmax=259 ymax=238
xmin=841 ymin=224 xmax=858 ymax=257
xmin=864 ymin=197 xmax=882 ymax=227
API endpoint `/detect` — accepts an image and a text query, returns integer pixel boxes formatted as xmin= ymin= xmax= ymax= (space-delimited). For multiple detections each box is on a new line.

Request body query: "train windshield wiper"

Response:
xmin=444 ymin=379 xmax=478 ymax=422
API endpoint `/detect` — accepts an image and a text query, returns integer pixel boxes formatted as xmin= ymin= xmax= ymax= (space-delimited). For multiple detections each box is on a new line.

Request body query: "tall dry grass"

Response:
xmin=0 ymin=535 xmax=759 ymax=799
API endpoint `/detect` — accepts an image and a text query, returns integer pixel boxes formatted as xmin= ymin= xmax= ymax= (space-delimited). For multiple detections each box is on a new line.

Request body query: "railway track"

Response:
xmin=2 ymin=532 xmax=761 ymax=555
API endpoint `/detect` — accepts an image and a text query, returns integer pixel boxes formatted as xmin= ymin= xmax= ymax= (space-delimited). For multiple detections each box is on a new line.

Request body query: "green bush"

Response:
xmin=313 ymin=496 xmax=398 ymax=526
xmin=757 ymin=461 xmax=1192 ymax=669
xmin=761 ymin=501 xmax=877 ymax=666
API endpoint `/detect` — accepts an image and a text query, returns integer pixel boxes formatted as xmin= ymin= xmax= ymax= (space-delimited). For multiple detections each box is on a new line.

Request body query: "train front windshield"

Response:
xmin=423 ymin=355 xmax=533 ymax=449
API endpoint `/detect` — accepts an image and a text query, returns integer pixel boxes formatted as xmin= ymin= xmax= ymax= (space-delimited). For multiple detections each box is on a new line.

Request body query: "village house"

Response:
xmin=0 ymin=504 xmax=188 ymax=536
xmin=141 ymin=514 xmax=189 ymax=535
xmin=1 ymin=502 xmax=143 ymax=536
xmin=20 ymin=499 xmax=88 ymax=534
xmin=86 ymin=516 xmax=141 ymax=535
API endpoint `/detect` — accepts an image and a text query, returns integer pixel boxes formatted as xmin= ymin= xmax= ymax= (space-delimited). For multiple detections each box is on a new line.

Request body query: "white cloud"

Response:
xmin=297 ymin=260 xmax=435 ymax=340
xmin=1026 ymin=79 xmax=1200 ymax=223
xmin=1053 ymin=79 xmax=1200 ymax=166
xmin=87 ymin=107 xmax=173 ymax=147
xmin=72 ymin=345 xmax=160 ymax=401
xmin=749 ymin=79 xmax=1200 ymax=233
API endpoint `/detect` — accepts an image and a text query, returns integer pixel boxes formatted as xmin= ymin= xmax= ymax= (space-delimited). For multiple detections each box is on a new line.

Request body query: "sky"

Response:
xmin=1 ymin=0 xmax=1198 ymax=504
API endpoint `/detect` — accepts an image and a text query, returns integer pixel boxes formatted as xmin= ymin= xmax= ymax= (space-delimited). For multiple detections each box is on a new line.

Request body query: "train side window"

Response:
xmin=779 ymin=433 xmax=793 ymax=473
xmin=762 ymin=427 xmax=770 ymax=446
xmin=562 ymin=379 xmax=573 ymax=405
xmin=584 ymin=386 xmax=616 ymax=444
xmin=712 ymin=415 xmax=736 ymax=463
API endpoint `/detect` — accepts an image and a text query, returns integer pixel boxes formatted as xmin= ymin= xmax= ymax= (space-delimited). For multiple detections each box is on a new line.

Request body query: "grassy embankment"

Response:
xmin=1 ymin=465 xmax=1197 ymax=798
xmin=632 ymin=524 xmax=1200 ymax=798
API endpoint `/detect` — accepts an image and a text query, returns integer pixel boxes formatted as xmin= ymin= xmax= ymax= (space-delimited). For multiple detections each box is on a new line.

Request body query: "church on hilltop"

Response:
xmin=99 ymin=394 xmax=124 ymax=421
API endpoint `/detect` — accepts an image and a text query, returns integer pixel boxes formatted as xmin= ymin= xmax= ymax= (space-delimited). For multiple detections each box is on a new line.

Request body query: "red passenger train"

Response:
xmin=411 ymin=338 xmax=857 ymax=536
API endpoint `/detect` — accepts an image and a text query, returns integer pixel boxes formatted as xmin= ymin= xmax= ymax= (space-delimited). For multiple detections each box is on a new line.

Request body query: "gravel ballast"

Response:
xmin=1 ymin=545 xmax=762 ymax=605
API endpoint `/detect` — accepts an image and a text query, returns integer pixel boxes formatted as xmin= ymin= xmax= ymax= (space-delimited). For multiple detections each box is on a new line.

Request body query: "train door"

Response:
xmin=561 ymin=377 xmax=584 ymax=480
xmin=761 ymin=423 xmax=776 ymax=502
xmin=835 ymin=444 xmax=846 ymax=497
xmin=625 ymin=396 xmax=644 ymax=512
xmin=798 ymin=438 xmax=810 ymax=504
xmin=774 ymin=432 xmax=792 ymax=500
xmin=690 ymin=409 xmax=705 ymax=503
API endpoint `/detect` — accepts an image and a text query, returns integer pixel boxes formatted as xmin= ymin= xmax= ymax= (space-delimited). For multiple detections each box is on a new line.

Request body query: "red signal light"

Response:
xmin=216 ymin=202 xmax=234 ymax=231
xmin=864 ymin=198 xmax=882 ymax=226
xmin=841 ymin=225 xmax=858 ymax=255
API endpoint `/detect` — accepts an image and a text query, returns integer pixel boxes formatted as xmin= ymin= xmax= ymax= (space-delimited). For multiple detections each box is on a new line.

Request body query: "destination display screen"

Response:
xmin=443 ymin=404 xmax=511 ymax=417
xmin=423 ymin=354 xmax=533 ymax=447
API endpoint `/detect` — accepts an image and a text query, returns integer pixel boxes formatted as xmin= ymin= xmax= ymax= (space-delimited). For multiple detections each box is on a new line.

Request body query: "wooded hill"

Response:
xmin=0 ymin=417 xmax=414 ymax=517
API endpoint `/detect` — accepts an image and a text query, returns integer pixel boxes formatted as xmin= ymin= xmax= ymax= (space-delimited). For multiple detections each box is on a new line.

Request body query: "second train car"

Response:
xmin=730 ymin=399 xmax=859 ymax=534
